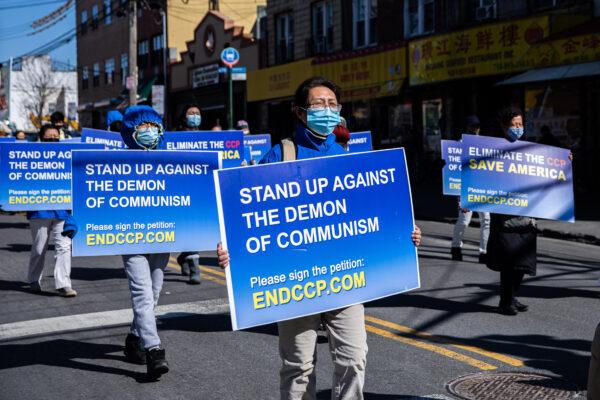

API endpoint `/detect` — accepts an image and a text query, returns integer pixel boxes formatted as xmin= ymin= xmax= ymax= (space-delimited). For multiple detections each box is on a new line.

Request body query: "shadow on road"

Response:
xmin=0 ymin=339 xmax=149 ymax=382
xmin=0 ymin=279 xmax=61 ymax=297
xmin=0 ymin=222 xmax=29 ymax=229
xmin=70 ymin=267 xmax=125 ymax=281
xmin=0 ymin=243 xmax=34 ymax=253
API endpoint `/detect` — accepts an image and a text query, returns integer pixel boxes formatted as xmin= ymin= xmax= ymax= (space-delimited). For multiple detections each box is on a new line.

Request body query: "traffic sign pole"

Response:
xmin=228 ymin=66 xmax=233 ymax=130
xmin=220 ymin=47 xmax=240 ymax=131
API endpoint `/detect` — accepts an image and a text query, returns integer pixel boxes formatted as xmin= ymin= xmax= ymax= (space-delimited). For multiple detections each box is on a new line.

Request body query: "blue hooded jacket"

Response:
xmin=120 ymin=105 xmax=164 ymax=149
xmin=260 ymin=124 xmax=345 ymax=164
xmin=105 ymin=110 xmax=123 ymax=130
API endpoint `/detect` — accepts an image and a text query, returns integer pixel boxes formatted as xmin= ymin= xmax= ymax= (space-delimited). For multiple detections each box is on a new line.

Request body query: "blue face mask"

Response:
xmin=507 ymin=126 xmax=524 ymax=142
xmin=134 ymin=125 xmax=162 ymax=149
xmin=306 ymin=108 xmax=341 ymax=138
xmin=186 ymin=114 xmax=201 ymax=128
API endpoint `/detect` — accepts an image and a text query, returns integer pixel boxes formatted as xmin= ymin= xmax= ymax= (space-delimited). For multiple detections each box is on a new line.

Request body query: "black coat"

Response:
xmin=486 ymin=214 xmax=537 ymax=276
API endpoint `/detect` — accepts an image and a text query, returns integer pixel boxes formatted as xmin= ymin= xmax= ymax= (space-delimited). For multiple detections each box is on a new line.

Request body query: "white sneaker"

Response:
xmin=57 ymin=287 xmax=77 ymax=297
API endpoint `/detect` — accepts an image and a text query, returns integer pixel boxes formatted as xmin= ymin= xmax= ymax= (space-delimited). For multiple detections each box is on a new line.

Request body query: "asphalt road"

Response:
xmin=0 ymin=214 xmax=598 ymax=399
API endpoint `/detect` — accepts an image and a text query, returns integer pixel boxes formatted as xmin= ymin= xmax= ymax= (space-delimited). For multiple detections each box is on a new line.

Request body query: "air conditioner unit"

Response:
xmin=475 ymin=5 xmax=495 ymax=20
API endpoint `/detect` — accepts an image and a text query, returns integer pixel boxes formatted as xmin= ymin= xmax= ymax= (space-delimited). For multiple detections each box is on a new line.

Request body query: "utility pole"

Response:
xmin=128 ymin=0 xmax=138 ymax=106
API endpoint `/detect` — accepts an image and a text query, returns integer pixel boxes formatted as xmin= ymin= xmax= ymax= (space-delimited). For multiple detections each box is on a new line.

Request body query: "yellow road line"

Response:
xmin=365 ymin=324 xmax=497 ymax=371
xmin=167 ymin=258 xmax=226 ymax=285
xmin=365 ymin=315 xmax=523 ymax=367
xmin=202 ymin=273 xmax=227 ymax=285
xmin=201 ymin=266 xmax=226 ymax=277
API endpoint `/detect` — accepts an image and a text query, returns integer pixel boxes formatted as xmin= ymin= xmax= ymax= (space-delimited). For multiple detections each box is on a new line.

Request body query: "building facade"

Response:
xmin=249 ymin=0 xmax=600 ymax=199
xmin=0 ymin=56 xmax=78 ymax=132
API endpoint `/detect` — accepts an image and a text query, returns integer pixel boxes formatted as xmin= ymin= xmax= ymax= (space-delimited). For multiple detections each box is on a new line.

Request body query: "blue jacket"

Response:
xmin=27 ymin=210 xmax=70 ymax=220
xmin=105 ymin=110 xmax=123 ymax=130
xmin=120 ymin=105 xmax=164 ymax=149
xmin=260 ymin=124 xmax=345 ymax=164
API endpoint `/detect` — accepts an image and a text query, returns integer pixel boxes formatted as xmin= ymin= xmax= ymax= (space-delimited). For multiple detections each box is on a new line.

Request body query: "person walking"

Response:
xmin=451 ymin=115 xmax=490 ymax=263
xmin=63 ymin=106 xmax=170 ymax=379
xmin=216 ymin=76 xmax=422 ymax=400
xmin=485 ymin=107 xmax=537 ymax=316
xmin=27 ymin=125 xmax=76 ymax=297
xmin=173 ymin=104 xmax=203 ymax=284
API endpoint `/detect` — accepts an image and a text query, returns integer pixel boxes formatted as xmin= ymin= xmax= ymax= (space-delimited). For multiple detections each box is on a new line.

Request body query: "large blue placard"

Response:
xmin=243 ymin=134 xmax=271 ymax=163
xmin=347 ymin=131 xmax=372 ymax=153
xmin=460 ymin=134 xmax=574 ymax=222
xmin=71 ymin=150 xmax=222 ymax=256
xmin=0 ymin=142 xmax=104 ymax=211
xmin=0 ymin=137 xmax=16 ymax=142
xmin=160 ymin=130 xmax=244 ymax=168
xmin=81 ymin=128 xmax=125 ymax=149
xmin=441 ymin=140 xmax=462 ymax=196
xmin=215 ymin=148 xmax=420 ymax=330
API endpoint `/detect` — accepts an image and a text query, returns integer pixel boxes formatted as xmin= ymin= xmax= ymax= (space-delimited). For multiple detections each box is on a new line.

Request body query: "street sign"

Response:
xmin=219 ymin=66 xmax=247 ymax=81
xmin=220 ymin=47 xmax=240 ymax=68
xmin=192 ymin=63 xmax=220 ymax=88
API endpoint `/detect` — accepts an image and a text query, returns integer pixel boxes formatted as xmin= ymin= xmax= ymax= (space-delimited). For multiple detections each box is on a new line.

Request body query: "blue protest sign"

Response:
xmin=0 ymin=137 xmax=16 ymax=142
xmin=460 ymin=134 xmax=574 ymax=222
xmin=81 ymin=128 xmax=125 ymax=149
xmin=347 ymin=131 xmax=372 ymax=153
xmin=161 ymin=130 xmax=244 ymax=168
xmin=215 ymin=148 xmax=420 ymax=330
xmin=243 ymin=134 xmax=271 ymax=163
xmin=60 ymin=137 xmax=82 ymax=143
xmin=441 ymin=140 xmax=462 ymax=196
xmin=71 ymin=150 xmax=222 ymax=256
xmin=220 ymin=47 xmax=240 ymax=68
xmin=0 ymin=142 xmax=104 ymax=211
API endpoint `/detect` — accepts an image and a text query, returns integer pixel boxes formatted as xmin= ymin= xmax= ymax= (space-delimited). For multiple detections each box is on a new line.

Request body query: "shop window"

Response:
xmin=275 ymin=12 xmax=294 ymax=63
xmin=120 ymin=53 xmax=128 ymax=86
xmin=104 ymin=0 xmax=112 ymax=25
xmin=311 ymin=1 xmax=334 ymax=55
xmin=352 ymin=0 xmax=377 ymax=49
xmin=422 ymin=99 xmax=442 ymax=154
xmin=138 ymin=40 xmax=149 ymax=69
xmin=80 ymin=10 xmax=88 ymax=35
xmin=82 ymin=66 xmax=89 ymax=90
xmin=387 ymin=103 xmax=413 ymax=145
xmin=93 ymin=63 xmax=100 ymax=87
xmin=525 ymin=85 xmax=580 ymax=149
xmin=404 ymin=0 xmax=434 ymax=38
xmin=104 ymin=58 xmax=115 ymax=85
xmin=473 ymin=0 xmax=497 ymax=21
xmin=91 ymin=5 xmax=99 ymax=29
xmin=350 ymin=101 xmax=371 ymax=132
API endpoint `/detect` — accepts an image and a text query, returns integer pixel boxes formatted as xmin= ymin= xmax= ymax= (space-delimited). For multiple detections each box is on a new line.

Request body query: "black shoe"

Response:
xmin=177 ymin=254 xmax=190 ymax=276
xmin=497 ymin=305 xmax=518 ymax=316
xmin=146 ymin=347 xmax=169 ymax=379
xmin=478 ymin=253 xmax=487 ymax=264
xmin=513 ymin=299 xmax=529 ymax=312
xmin=451 ymin=247 xmax=463 ymax=261
xmin=124 ymin=334 xmax=146 ymax=365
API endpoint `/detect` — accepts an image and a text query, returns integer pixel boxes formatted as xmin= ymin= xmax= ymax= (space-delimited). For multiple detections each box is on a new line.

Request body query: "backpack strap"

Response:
xmin=280 ymin=138 xmax=297 ymax=161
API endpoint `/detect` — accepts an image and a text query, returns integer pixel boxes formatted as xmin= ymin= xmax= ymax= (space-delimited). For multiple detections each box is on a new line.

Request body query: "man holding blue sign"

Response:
xmin=217 ymin=77 xmax=421 ymax=400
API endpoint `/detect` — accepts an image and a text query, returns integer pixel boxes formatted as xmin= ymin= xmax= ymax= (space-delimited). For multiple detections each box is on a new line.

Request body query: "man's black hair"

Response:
xmin=50 ymin=111 xmax=65 ymax=124
xmin=38 ymin=124 xmax=59 ymax=140
xmin=293 ymin=76 xmax=340 ymax=108
xmin=109 ymin=120 xmax=123 ymax=132
xmin=498 ymin=106 xmax=523 ymax=128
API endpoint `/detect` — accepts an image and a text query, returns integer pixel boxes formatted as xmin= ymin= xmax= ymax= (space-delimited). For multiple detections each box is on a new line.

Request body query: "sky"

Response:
xmin=0 ymin=0 xmax=77 ymax=66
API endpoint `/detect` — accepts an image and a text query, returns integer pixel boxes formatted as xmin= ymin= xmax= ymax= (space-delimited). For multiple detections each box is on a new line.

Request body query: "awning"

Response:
xmin=495 ymin=61 xmax=600 ymax=86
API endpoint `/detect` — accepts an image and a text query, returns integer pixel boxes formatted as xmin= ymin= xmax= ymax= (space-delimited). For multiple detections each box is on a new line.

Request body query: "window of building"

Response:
xmin=120 ymin=53 xmax=128 ymax=85
xmin=352 ymin=0 xmax=377 ymax=48
xmin=105 ymin=58 xmax=115 ymax=85
xmin=82 ymin=66 xmax=89 ymax=90
xmin=275 ymin=12 xmax=294 ymax=63
xmin=93 ymin=63 xmax=100 ymax=86
xmin=152 ymin=34 xmax=163 ymax=51
xmin=472 ymin=0 xmax=497 ymax=21
xmin=104 ymin=0 xmax=112 ymax=24
xmin=404 ymin=0 xmax=435 ymax=38
xmin=81 ymin=10 xmax=88 ymax=35
xmin=311 ymin=1 xmax=334 ymax=54
xmin=91 ymin=5 xmax=99 ymax=29
xmin=138 ymin=40 xmax=149 ymax=55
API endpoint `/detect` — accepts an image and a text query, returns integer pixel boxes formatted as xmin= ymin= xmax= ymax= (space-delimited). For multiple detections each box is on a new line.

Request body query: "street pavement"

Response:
xmin=0 ymin=213 xmax=598 ymax=399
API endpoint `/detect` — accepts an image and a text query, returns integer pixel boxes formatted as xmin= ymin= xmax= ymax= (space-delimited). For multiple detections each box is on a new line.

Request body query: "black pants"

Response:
xmin=499 ymin=269 xmax=525 ymax=307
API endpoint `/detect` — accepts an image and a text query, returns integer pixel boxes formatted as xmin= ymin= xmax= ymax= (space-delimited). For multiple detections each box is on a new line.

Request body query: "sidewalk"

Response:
xmin=412 ymin=180 xmax=600 ymax=246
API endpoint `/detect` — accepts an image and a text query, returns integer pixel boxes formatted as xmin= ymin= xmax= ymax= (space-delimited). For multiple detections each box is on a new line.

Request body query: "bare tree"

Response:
xmin=13 ymin=57 xmax=65 ymax=127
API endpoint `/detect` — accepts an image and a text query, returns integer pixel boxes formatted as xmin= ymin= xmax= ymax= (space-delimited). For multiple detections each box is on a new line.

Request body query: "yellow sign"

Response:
xmin=531 ymin=32 xmax=600 ymax=67
xmin=247 ymin=58 xmax=315 ymax=102
xmin=409 ymin=16 xmax=550 ymax=85
xmin=314 ymin=47 xmax=406 ymax=101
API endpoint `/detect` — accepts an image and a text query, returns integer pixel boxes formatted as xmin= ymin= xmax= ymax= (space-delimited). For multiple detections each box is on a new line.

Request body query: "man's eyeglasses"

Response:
xmin=306 ymin=99 xmax=342 ymax=113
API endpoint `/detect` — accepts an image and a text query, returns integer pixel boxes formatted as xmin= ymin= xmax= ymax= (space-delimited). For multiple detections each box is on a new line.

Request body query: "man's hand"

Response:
xmin=217 ymin=242 xmax=230 ymax=269
xmin=412 ymin=226 xmax=422 ymax=247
